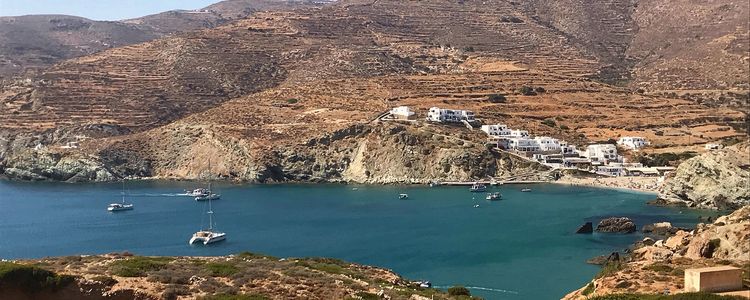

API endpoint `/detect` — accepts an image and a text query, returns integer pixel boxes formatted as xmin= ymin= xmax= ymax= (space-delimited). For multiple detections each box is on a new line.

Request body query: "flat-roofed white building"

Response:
xmin=389 ymin=106 xmax=416 ymax=120
xmin=534 ymin=136 xmax=561 ymax=152
xmin=617 ymin=136 xmax=649 ymax=150
xmin=560 ymin=141 xmax=578 ymax=156
xmin=507 ymin=137 xmax=541 ymax=152
xmin=582 ymin=144 xmax=620 ymax=163
xmin=509 ymin=129 xmax=529 ymax=138
xmin=427 ymin=107 xmax=476 ymax=123
xmin=481 ymin=124 xmax=511 ymax=136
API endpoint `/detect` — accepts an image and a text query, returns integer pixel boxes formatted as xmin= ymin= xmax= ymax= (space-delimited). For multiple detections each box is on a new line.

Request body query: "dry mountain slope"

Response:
xmin=0 ymin=0 xmax=331 ymax=77
xmin=0 ymin=0 xmax=746 ymax=182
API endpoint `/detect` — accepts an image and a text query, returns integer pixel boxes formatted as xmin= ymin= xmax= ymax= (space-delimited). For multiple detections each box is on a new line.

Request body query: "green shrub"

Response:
xmin=535 ymin=86 xmax=546 ymax=93
xmin=582 ymin=282 xmax=595 ymax=295
xmin=0 ymin=262 xmax=75 ymax=293
xmin=235 ymin=251 xmax=276 ymax=260
xmin=519 ymin=86 xmax=536 ymax=96
xmin=286 ymin=98 xmax=299 ymax=104
xmin=560 ymin=124 xmax=569 ymax=130
xmin=596 ymin=261 xmax=624 ymax=279
xmin=541 ymin=119 xmax=556 ymax=127
xmin=205 ymin=262 xmax=239 ymax=277
xmin=463 ymin=46 xmax=475 ymax=52
xmin=447 ymin=285 xmax=471 ymax=296
xmin=487 ymin=94 xmax=507 ymax=103
xmin=109 ymin=256 xmax=172 ymax=277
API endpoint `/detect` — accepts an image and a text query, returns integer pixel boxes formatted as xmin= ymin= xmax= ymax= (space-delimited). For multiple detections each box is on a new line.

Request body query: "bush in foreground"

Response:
xmin=109 ymin=256 xmax=172 ymax=277
xmin=0 ymin=262 xmax=75 ymax=293
xmin=448 ymin=285 xmax=471 ymax=296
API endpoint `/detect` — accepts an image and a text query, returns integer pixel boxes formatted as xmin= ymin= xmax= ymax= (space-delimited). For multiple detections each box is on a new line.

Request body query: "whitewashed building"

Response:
xmin=582 ymin=144 xmax=620 ymax=163
xmin=481 ymin=124 xmax=511 ymax=136
xmin=427 ymin=107 xmax=476 ymax=123
xmin=534 ymin=136 xmax=561 ymax=152
xmin=617 ymin=136 xmax=649 ymax=150
xmin=560 ymin=141 xmax=578 ymax=156
xmin=508 ymin=129 xmax=530 ymax=138
xmin=390 ymin=106 xmax=416 ymax=120
xmin=507 ymin=137 xmax=541 ymax=152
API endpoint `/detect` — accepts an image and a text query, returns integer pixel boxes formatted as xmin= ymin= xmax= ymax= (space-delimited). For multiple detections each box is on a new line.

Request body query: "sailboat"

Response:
xmin=107 ymin=180 xmax=134 ymax=212
xmin=189 ymin=195 xmax=226 ymax=245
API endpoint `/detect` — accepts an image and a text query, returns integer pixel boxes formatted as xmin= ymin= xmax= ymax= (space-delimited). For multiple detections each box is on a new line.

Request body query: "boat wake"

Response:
xmin=434 ymin=285 xmax=519 ymax=295
xmin=129 ymin=193 xmax=192 ymax=197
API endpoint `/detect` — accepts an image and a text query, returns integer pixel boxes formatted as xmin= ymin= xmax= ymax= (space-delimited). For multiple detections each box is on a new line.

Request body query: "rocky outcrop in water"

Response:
xmin=595 ymin=217 xmax=636 ymax=233
xmin=575 ymin=222 xmax=594 ymax=234
xmin=658 ymin=142 xmax=750 ymax=210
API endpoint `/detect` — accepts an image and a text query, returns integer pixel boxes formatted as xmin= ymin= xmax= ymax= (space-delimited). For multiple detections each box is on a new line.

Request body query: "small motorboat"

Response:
xmin=399 ymin=193 xmax=409 ymax=199
xmin=473 ymin=204 xmax=480 ymax=208
xmin=469 ymin=182 xmax=487 ymax=193
xmin=521 ymin=188 xmax=532 ymax=192
xmin=186 ymin=188 xmax=209 ymax=197
xmin=485 ymin=192 xmax=501 ymax=200
xmin=416 ymin=280 xmax=432 ymax=288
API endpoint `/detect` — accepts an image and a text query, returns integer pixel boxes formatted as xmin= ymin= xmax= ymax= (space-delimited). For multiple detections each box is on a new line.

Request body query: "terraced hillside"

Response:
xmin=0 ymin=0 xmax=330 ymax=77
xmin=0 ymin=0 xmax=746 ymax=182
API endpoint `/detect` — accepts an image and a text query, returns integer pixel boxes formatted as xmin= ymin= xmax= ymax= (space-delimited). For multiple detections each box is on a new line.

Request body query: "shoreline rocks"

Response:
xmin=575 ymin=222 xmax=594 ymax=234
xmin=596 ymin=217 xmax=636 ymax=233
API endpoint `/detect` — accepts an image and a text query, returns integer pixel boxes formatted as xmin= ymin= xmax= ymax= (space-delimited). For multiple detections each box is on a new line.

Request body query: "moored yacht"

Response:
xmin=108 ymin=180 xmax=134 ymax=212
xmin=186 ymin=188 xmax=209 ymax=197
xmin=195 ymin=182 xmax=221 ymax=201
xmin=189 ymin=194 xmax=226 ymax=245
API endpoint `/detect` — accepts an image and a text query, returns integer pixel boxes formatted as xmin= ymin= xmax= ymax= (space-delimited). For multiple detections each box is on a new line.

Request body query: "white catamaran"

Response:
xmin=107 ymin=180 xmax=134 ymax=212
xmin=189 ymin=195 xmax=226 ymax=245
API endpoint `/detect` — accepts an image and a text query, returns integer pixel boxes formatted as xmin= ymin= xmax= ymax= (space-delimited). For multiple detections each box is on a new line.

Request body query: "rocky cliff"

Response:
xmin=658 ymin=142 xmax=750 ymax=210
xmin=564 ymin=205 xmax=750 ymax=299
xmin=0 ymin=122 xmax=551 ymax=183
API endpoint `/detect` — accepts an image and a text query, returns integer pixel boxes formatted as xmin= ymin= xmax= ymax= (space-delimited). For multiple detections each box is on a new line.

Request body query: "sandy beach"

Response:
xmin=554 ymin=175 xmax=662 ymax=194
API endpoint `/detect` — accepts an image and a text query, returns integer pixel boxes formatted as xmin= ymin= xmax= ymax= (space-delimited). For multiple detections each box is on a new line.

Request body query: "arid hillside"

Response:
xmin=0 ymin=0 xmax=329 ymax=77
xmin=0 ymin=0 xmax=747 ymax=182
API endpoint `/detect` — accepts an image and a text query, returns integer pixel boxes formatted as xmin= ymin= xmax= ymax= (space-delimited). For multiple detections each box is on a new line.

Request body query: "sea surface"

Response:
xmin=0 ymin=181 xmax=715 ymax=299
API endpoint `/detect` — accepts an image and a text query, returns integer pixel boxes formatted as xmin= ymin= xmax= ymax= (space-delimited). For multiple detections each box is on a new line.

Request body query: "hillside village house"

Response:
xmin=481 ymin=124 xmax=511 ymax=136
xmin=427 ymin=107 xmax=476 ymax=123
xmin=617 ymin=136 xmax=649 ymax=150
xmin=389 ymin=106 xmax=416 ymax=120
xmin=507 ymin=137 xmax=541 ymax=152
xmin=581 ymin=144 xmax=620 ymax=164
xmin=534 ymin=136 xmax=561 ymax=152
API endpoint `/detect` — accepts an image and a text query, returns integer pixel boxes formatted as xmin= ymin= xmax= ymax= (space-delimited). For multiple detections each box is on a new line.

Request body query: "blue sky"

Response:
xmin=0 ymin=0 xmax=221 ymax=20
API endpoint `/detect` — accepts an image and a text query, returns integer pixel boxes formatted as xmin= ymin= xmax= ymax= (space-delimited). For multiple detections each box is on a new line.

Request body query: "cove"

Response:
xmin=0 ymin=181 xmax=711 ymax=299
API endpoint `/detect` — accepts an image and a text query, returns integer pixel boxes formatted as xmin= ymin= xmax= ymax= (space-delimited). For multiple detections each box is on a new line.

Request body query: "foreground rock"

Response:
xmin=658 ymin=142 xmax=750 ymax=210
xmin=596 ymin=217 xmax=636 ymax=233
xmin=563 ymin=205 xmax=750 ymax=299
xmin=0 ymin=253 xmax=472 ymax=300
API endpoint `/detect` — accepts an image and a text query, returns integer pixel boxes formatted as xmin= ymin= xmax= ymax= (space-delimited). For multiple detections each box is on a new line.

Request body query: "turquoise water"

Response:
xmin=0 ymin=181 xmax=710 ymax=299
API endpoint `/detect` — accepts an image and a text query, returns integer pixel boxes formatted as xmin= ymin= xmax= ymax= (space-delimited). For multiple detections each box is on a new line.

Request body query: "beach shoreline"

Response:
xmin=552 ymin=175 xmax=661 ymax=195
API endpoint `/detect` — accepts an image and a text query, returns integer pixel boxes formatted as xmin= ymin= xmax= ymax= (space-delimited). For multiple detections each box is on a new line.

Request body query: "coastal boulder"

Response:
xmin=575 ymin=222 xmax=594 ymax=234
xmin=596 ymin=217 xmax=636 ymax=233
xmin=642 ymin=222 xmax=686 ymax=237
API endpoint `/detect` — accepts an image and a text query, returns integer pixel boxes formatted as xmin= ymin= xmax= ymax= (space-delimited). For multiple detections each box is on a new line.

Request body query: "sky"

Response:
xmin=0 ymin=0 xmax=221 ymax=21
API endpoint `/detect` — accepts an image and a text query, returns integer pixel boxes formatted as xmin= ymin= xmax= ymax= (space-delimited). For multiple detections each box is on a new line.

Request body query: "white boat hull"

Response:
xmin=189 ymin=231 xmax=226 ymax=245
xmin=195 ymin=194 xmax=221 ymax=201
xmin=107 ymin=204 xmax=134 ymax=212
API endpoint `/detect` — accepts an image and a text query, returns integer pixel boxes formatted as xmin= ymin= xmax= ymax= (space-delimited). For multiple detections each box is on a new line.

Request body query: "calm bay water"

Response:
xmin=0 ymin=180 xmax=711 ymax=299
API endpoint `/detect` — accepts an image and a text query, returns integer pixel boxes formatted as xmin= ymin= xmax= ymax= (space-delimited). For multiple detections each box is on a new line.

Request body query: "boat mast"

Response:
xmin=121 ymin=179 xmax=126 ymax=204
xmin=207 ymin=196 xmax=214 ymax=231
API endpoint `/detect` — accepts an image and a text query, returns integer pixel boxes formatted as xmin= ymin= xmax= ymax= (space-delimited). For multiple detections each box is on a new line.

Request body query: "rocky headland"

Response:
xmin=0 ymin=253 xmax=478 ymax=300
xmin=657 ymin=143 xmax=750 ymax=210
